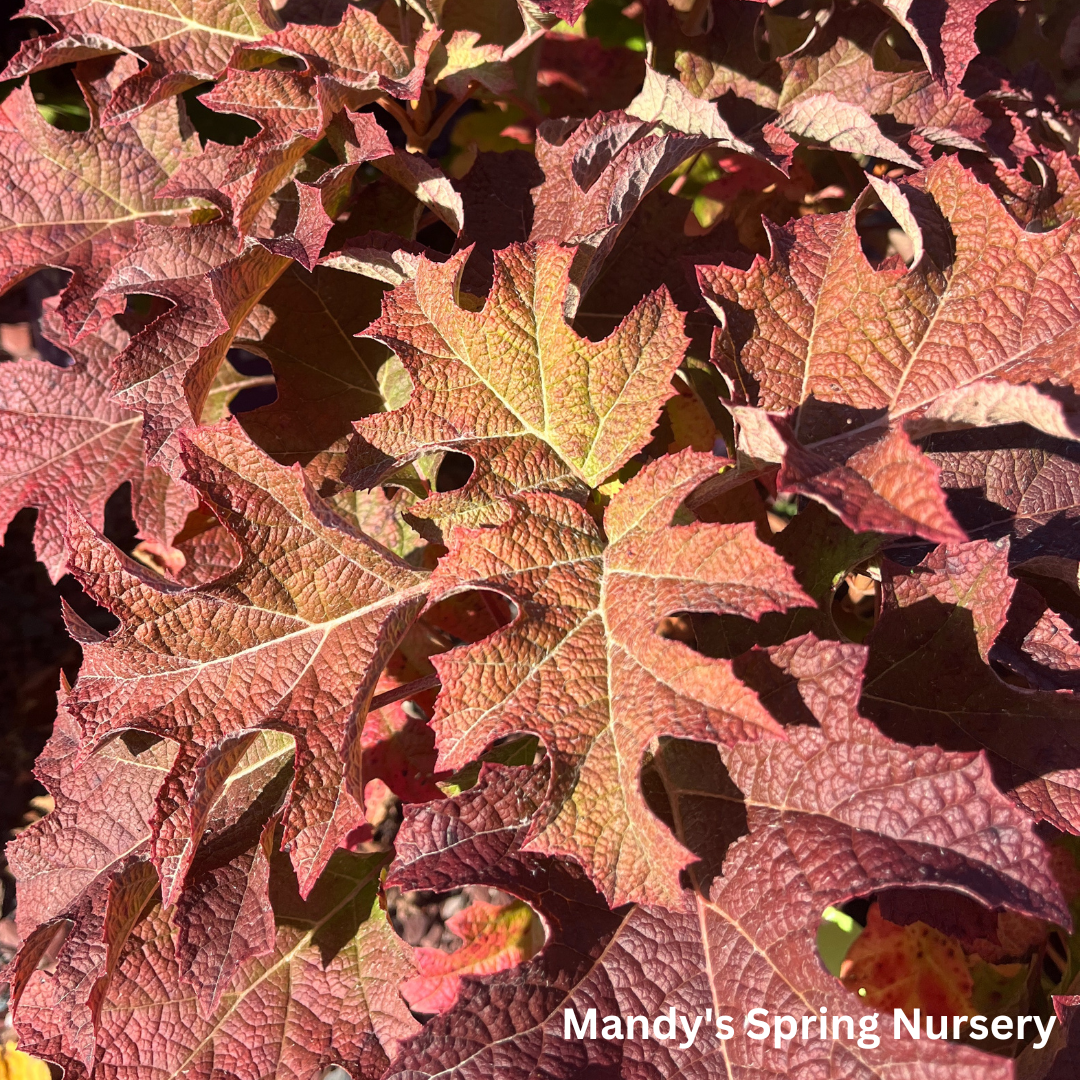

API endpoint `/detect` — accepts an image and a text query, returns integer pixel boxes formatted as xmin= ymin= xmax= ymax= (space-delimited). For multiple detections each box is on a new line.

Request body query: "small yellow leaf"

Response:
xmin=0 ymin=1042 xmax=51 ymax=1080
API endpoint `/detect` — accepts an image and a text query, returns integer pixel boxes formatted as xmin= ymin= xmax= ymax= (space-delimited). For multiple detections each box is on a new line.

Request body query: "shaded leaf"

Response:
xmin=0 ymin=311 xmax=196 ymax=580
xmin=425 ymin=450 xmax=811 ymax=907
xmin=64 ymin=422 xmax=428 ymax=900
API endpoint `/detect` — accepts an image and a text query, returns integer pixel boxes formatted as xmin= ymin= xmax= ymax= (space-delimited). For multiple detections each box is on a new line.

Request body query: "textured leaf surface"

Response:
xmin=876 ymin=0 xmax=993 ymax=92
xmin=0 ymin=313 xmax=195 ymax=579
xmin=425 ymin=450 xmax=811 ymax=907
xmin=0 ymin=85 xmax=195 ymax=341
xmin=7 ymin=4 xmax=1080 ymax=1077
xmin=385 ymin=664 xmax=1054 ymax=1080
xmin=927 ymin=427 xmax=1080 ymax=567
xmin=6 ymin=711 xmax=174 ymax=941
xmin=699 ymin=156 xmax=1080 ymax=423
xmin=3 ymin=0 xmax=276 ymax=121
xmin=351 ymin=241 xmax=688 ymax=523
xmin=863 ymin=542 xmax=1080 ymax=836
xmin=533 ymin=103 xmax=728 ymax=293
xmin=107 ymin=224 xmax=401 ymax=480
xmin=699 ymin=155 xmax=1080 ymax=539
xmin=776 ymin=5 xmax=991 ymax=156
xmin=15 ymin=845 xmax=419 ymax=1080
xmin=65 ymin=422 xmax=427 ymax=900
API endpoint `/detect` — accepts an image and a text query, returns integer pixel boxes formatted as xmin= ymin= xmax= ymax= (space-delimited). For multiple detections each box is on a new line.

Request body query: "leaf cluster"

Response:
xmin=4 ymin=0 xmax=1080 ymax=1077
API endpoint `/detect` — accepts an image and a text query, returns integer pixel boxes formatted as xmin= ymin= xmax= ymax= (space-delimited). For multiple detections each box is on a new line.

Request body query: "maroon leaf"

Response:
xmin=0 ymin=0 xmax=278 ymax=122
xmin=349 ymin=241 xmax=687 ymax=530
xmin=0 ymin=310 xmax=196 ymax=579
xmin=424 ymin=451 xmax=811 ymax=907
xmin=64 ymin=422 xmax=428 ymax=900
xmin=0 ymin=84 xmax=196 ymax=342
xmin=386 ymin=635 xmax=1061 ymax=1079
xmin=863 ymin=548 xmax=1080 ymax=835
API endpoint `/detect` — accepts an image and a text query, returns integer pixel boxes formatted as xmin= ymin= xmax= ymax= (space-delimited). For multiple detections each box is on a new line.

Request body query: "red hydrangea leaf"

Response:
xmin=6 ymin=710 xmax=174 ymax=941
xmin=528 ymin=0 xmax=587 ymax=21
xmin=104 ymin=223 xmax=290 ymax=473
xmin=701 ymin=156 xmax=1080 ymax=539
xmin=862 ymin=552 xmax=1080 ymax=836
xmin=529 ymin=107 xmax=718 ymax=297
xmin=0 ymin=85 xmax=196 ymax=342
xmin=16 ymin=847 xmax=419 ymax=1080
xmin=176 ymin=19 xmax=436 ymax=238
xmin=183 ymin=92 xmax=418 ymax=241
xmin=875 ymin=0 xmax=994 ymax=93
xmin=387 ymin=760 xmax=553 ymax=896
xmin=1 ymin=0 xmax=278 ymax=123
xmin=234 ymin=7 xmax=435 ymax=99
xmin=401 ymin=899 xmax=542 ymax=1014
xmin=777 ymin=422 xmax=966 ymax=544
xmin=426 ymin=450 xmax=811 ymax=907
xmin=0 ymin=313 xmax=197 ymax=580
xmin=887 ymin=537 xmax=1015 ymax=661
xmin=65 ymin=421 xmax=428 ymax=900
xmin=350 ymin=241 xmax=688 ymax=527
xmin=171 ymin=734 xmax=293 ymax=1013
xmin=1017 ymin=604 xmax=1080 ymax=688
xmin=385 ymin=710 xmax=1041 ymax=1080
xmin=9 ymin=860 xmax=160 ymax=1078
xmin=106 ymin=232 xmax=393 ymax=478
xmin=700 ymin=155 xmax=1080 ymax=423
xmin=926 ymin=428 xmax=1080 ymax=568
xmin=993 ymin=589 xmax=1080 ymax=694
xmin=776 ymin=91 xmax=920 ymax=168
xmin=727 ymin=634 xmax=1067 ymax=928
xmin=777 ymin=5 xmax=992 ymax=156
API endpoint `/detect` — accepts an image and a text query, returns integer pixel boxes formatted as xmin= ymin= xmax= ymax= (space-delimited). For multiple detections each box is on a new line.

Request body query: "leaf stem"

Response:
xmin=415 ymin=86 xmax=475 ymax=153
xmin=368 ymin=673 xmax=441 ymax=711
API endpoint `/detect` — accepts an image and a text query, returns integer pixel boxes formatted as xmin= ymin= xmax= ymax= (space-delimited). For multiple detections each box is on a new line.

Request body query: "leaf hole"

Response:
xmin=257 ymin=53 xmax=307 ymax=72
xmin=416 ymin=216 xmax=459 ymax=255
xmin=831 ymin=567 xmax=880 ymax=641
xmin=29 ymin=65 xmax=89 ymax=131
xmin=820 ymin=887 xmax=1067 ymax=1047
xmin=225 ymin=348 xmax=278 ymax=413
xmin=422 ymin=589 xmax=516 ymax=645
xmin=856 ymin=204 xmax=912 ymax=269
xmin=181 ymin=84 xmax=260 ymax=147
xmin=387 ymin=885 xmax=545 ymax=1018
xmin=0 ymin=267 xmax=72 ymax=365
xmin=434 ymin=452 xmax=474 ymax=493
xmin=114 ymin=293 xmax=175 ymax=339
xmin=878 ymin=23 xmax=924 ymax=68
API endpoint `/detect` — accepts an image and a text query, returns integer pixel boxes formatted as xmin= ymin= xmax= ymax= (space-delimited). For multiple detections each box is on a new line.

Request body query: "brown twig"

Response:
xmin=368 ymin=673 xmax=442 ymax=712
xmin=375 ymin=95 xmax=419 ymax=146
xmin=414 ymin=86 xmax=475 ymax=153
